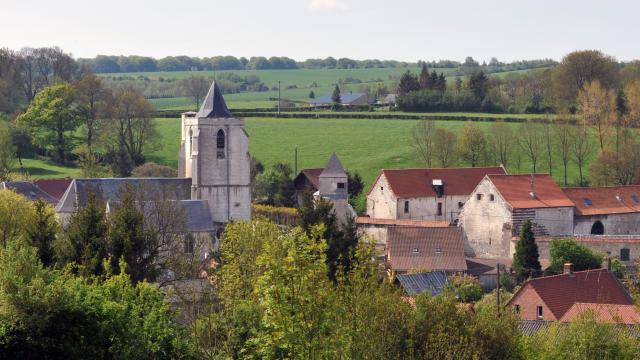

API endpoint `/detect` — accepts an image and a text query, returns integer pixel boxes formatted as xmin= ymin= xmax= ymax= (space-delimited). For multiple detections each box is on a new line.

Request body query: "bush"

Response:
xmin=549 ymin=239 xmax=603 ymax=272
xmin=446 ymin=274 xmax=484 ymax=303
xmin=131 ymin=162 xmax=178 ymax=177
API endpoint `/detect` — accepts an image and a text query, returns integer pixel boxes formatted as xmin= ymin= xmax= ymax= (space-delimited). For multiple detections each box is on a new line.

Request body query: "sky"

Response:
xmin=2 ymin=0 xmax=639 ymax=62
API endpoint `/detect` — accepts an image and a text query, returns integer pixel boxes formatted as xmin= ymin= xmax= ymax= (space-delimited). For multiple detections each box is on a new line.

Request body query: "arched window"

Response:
xmin=591 ymin=220 xmax=604 ymax=235
xmin=216 ymin=129 xmax=225 ymax=159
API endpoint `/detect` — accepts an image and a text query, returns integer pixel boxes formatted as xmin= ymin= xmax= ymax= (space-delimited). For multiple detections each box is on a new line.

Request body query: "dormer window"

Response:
xmin=584 ymin=198 xmax=592 ymax=206
xmin=412 ymin=247 xmax=419 ymax=254
xmin=490 ymin=194 xmax=495 ymax=201
xmin=216 ymin=129 xmax=225 ymax=159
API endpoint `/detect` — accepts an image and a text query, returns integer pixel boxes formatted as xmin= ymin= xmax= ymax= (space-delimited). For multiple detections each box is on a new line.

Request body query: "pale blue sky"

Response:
xmin=2 ymin=0 xmax=639 ymax=62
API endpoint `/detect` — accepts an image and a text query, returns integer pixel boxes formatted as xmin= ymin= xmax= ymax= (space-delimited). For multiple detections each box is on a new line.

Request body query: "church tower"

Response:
xmin=179 ymin=81 xmax=251 ymax=225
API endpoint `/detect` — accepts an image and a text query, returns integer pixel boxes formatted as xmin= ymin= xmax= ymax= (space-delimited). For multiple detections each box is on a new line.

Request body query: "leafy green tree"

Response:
xmin=549 ymin=239 xmax=602 ymax=272
xmin=0 ymin=189 xmax=36 ymax=248
xmin=512 ymin=220 xmax=542 ymax=280
xmin=398 ymin=70 xmax=420 ymax=96
xmin=457 ymin=121 xmax=487 ymax=167
xmin=16 ymin=83 xmax=80 ymax=163
xmin=346 ymin=170 xmax=364 ymax=202
xmin=55 ymin=191 xmax=108 ymax=276
xmin=309 ymin=90 xmax=315 ymax=99
xmin=468 ymin=70 xmax=489 ymax=100
xmin=332 ymin=84 xmax=342 ymax=108
xmin=419 ymin=63 xmax=431 ymax=89
xmin=25 ymin=199 xmax=58 ymax=267
xmin=253 ymin=162 xmax=296 ymax=207
xmin=108 ymin=187 xmax=158 ymax=283
xmin=0 ymin=121 xmax=15 ymax=180
xmin=445 ymin=274 xmax=484 ymax=302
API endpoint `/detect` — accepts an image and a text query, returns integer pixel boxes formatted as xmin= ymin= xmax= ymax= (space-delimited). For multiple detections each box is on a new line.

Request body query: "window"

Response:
xmin=381 ymin=186 xmax=384 ymax=191
xmin=216 ymin=129 xmax=225 ymax=159
xmin=458 ymin=201 xmax=464 ymax=209
xmin=621 ymin=248 xmax=631 ymax=261
xmin=584 ymin=198 xmax=593 ymax=206
xmin=437 ymin=202 xmax=443 ymax=216
xmin=537 ymin=306 xmax=543 ymax=319
xmin=404 ymin=201 xmax=409 ymax=213
xmin=476 ymin=193 xmax=483 ymax=200
xmin=490 ymin=194 xmax=495 ymax=201
xmin=184 ymin=234 xmax=195 ymax=254
xmin=591 ymin=221 xmax=604 ymax=235
xmin=514 ymin=305 xmax=520 ymax=314
xmin=412 ymin=247 xmax=419 ymax=254
xmin=337 ymin=182 xmax=345 ymax=189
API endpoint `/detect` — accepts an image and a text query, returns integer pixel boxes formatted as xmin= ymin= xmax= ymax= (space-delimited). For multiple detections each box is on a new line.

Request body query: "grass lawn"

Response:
xmin=18 ymin=158 xmax=83 ymax=179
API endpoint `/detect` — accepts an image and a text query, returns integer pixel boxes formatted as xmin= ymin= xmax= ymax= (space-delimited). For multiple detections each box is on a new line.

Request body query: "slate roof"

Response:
xmin=371 ymin=166 xmax=506 ymax=198
xmin=560 ymin=303 xmax=640 ymax=324
xmin=487 ymin=174 xmax=574 ymax=209
xmin=1 ymin=181 xmax=58 ymax=204
xmin=387 ymin=226 xmax=467 ymax=272
xmin=196 ymin=81 xmax=232 ymax=118
xmin=310 ymin=92 xmax=369 ymax=105
xmin=319 ymin=153 xmax=346 ymax=178
xmin=294 ymin=168 xmax=323 ymax=191
xmin=33 ymin=179 xmax=73 ymax=201
xmin=508 ymin=269 xmax=633 ymax=320
xmin=56 ymin=178 xmax=192 ymax=214
xmin=107 ymin=199 xmax=213 ymax=232
xmin=562 ymin=186 xmax=640 ymax=215
xmin=357 ymin=217 xmax=450 ymax=228
xmin=396 ymin=271 xmax=448 ymax=296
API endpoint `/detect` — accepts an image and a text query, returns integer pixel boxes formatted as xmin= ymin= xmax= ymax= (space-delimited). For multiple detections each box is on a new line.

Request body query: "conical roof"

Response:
xmin=320 ymin=153 xmax=346 ymax=178
xmin=196 ymin=81 xmax=232 ymax=118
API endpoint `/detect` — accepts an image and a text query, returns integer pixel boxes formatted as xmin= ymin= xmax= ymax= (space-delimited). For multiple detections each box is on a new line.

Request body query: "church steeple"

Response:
xmin=196 ymin=81 xmax=232 ymax=118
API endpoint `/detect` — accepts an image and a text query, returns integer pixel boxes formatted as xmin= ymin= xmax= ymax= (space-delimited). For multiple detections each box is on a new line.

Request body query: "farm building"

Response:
xmin=366 ymin=166 xmax=506 ymax=224
xmin=357 ymin=216 xmax=449 ymax=250
xmin=1 ymin=180 xmax=59 ymax=204
xmin=309 ymin=92 xmax=371 ymax=106
xmin=460 ymin=174 xmax=574 ymax=259
xmin=507 ymin=265 xmax=637 ymax=323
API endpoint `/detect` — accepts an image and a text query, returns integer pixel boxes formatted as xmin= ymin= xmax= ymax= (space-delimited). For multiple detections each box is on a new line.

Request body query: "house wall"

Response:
xmin=358 ymin=223 xmax=388 ymax=248
xmin=574 ymin=213 xmax=640 ymax=235
xmin=509 ymin=284 xmax=557 ymax=321
xmin=533 ymin=240 xmax=640 ymax=264
xmin=396 ymin=194 xmax=467 ymax=223
xmin=533 ymin=207 xmax=575 ymax=237
xmin=460 ymin=179 xmax=513 ymax=258
xmin=366 ymin=175 xmax=398 ymax=219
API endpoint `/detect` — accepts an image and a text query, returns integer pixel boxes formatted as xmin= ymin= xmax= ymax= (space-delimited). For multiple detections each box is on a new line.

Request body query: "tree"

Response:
xmin=253 ymin=162 xmax=296 ymax=207
xmin=0 ymin=189 xmax=36 ymax=248
xmin=468 ymin=71 xmax=488 ymax=100
xmin=589 ymin=138 xmax=640 ymax=186
xmin=577 ymin=80 xmax=616 ymax=150
xmin=108 ymin=186 xmax=158 ymax=283
xmin=625 ymin=80 xmax=640 ymax=128
xmin=331 ymin=84 xmax=341 ymax=108
xmin=0 ymin=121 xmax=15 ymax=180
xmin=517 ymin=121 xmax=542 ymax=173
xmin=25 ymin=199 xmax=58 ymax=267
xmin=181 ymin=76 xmax=210 ymax=110
xmin=55 ymin=191 xmax=109 ymax=276
xmin=549 ymin=239 xmax=602 ymax=272
xmin=554 ymin=123 xmax=572 ymax=185
xmin=457 ymin=122 xmax=487 ymax=167
xmin=542 ymin=120 xmax=553 ymax=175
xmin=411 ymin=120 xmax=436 ymax=167
xmin=490 ymin=122 xmax=512 ymax=167
xmin=16 ymin=83 xmax=80 ymax=163
xmin=419 ymin=63 xmax=431 ymax=89
xmin=433 ymin=127 xmax=457 ymax=167
xmin=397 ymin=70 xmax=420 ymax=96
xmin=512 ymin=220 xmax=541 ymax=280
xmin=309 ymin=90 xmax=315 ymax=99
xmin=74 ymin=73 xmax=108 ymax=154
xmin=571 ymin=124 xmax=594 ymax=186
xmin=346 ymin=170 xmax=364 ymax=202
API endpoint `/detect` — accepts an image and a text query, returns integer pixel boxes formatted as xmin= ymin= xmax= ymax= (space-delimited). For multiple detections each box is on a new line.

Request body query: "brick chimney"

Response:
xmin=563 ymin=263 xmax=574 ymax=276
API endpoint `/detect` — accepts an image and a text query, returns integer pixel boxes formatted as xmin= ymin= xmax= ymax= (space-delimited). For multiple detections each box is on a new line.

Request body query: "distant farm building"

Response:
xmin=309 ymin=92 xmax=371 ymax=106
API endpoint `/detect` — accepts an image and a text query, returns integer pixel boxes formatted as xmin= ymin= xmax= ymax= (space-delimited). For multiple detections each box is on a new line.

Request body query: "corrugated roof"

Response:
xmin=488 ymin=174 xmax=574 ymax=209
xmin=1 ymin=181 xmax=58 ymax=204
xmin=319 ymin=153 xmax=346 ymax=178
xmin=196 ymin=81 xmax=232 ymax=118
xmin=387 ymin=226 xmax=467 ymax=272
xmin=396 ymin=271 xmax=448 ymax=296
xmin=357 ymin=217 xmax=450 ymax=228
xmin=372 ymin=166 xmax=506 ymax=198
xmin=560 ymin=303 xmax=640 ymax=324
xmin=33 ymin=179 xmax=72 ymax=201
xmin=508 ymin=269 xmax=633 ymax=319
xmin=562 ymin=186 xmax=640 ymax=215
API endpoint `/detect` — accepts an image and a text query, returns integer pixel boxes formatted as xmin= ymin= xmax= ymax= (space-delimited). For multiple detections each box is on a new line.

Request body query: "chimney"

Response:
xmin=563 ymin=263 xmax=574 ymax=276
xmin=432 ymin=179 xmax=444 ymax=198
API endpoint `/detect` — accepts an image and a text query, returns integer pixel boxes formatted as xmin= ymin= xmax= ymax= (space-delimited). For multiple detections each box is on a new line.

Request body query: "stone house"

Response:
xmin=507 ymin=266 xmax=637 ymax=323
xmin=460 ymin=174 xmax=574 ymax=259
xmin=562 ymin=186 xmax=640 ymax=235
xmin=366 ymin=166 xmax=506 ymax=223
xmin=356 ymin=216 xmax=449 ymax=251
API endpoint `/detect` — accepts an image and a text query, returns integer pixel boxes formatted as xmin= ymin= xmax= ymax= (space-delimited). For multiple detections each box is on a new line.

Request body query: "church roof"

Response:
xmin=319 ymin=153 xmax=346 ymax=178
xmin=196 ymin=81 xmax=232 ymax=118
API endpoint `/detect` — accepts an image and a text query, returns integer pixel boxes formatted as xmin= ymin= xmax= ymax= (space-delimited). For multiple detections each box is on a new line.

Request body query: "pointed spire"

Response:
xmin=320 ymin=153 xmax=346 ymax=178
xmin=196 ymin=81 xmax=232 ymax=118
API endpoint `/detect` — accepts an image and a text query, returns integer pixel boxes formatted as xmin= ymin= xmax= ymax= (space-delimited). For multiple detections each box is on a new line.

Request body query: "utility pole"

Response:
xmin=277 ymin=80 xmax=281 ymax=116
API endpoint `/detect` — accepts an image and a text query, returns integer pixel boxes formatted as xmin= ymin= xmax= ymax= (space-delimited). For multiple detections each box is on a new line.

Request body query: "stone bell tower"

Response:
xmin=178 ymin=81 xmax=251 ymax=224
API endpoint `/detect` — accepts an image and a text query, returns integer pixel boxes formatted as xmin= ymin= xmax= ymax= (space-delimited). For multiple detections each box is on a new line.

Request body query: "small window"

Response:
xmin=184 ymin=234 xmax=195 ymax=254
xmin=412 ymin=247 xmax=419 ymax=254
xmin=490 ymin=194 xmax=495 ymax=201
xmin=514 ymin=305 xmax=520 ymax=314
xmin=458 ymin=201 xmax=464 ymax=209
xmin=584 ymin=198 xmax=593 ymax=206
xmin=404 ymin=201 xmax=409 ymax=214
xmin=216 ymin=129 xmax=225 ymax=159
xmin=633 ymin=195 xmax=640 ymax=204
xmin=537 ymin=306 xmax=543 ymax=319
xmin=437 ymin=202 xmax=443 ymax=216
xmin=381 ymin=186 xmax=384 ymax=191
xmin=621 ymin=248 xmax=630 ymax=261
xmin=476 ymin=193 xmax=483 ymax=200
xmin=337 ymin=182 xmax=345 ymax=189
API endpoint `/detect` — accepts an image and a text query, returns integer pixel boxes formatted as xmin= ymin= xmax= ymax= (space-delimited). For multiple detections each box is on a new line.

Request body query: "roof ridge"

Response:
xmin=527 ymin=268 xmax=608 ymax=282
xmin=383 ymin=165 xmax=504 ymax=172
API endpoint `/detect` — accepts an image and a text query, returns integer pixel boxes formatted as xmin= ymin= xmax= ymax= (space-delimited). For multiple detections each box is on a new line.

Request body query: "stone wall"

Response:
xmin=574 ymin=213 xmax=640 ymax=235
xmin=366 ymin=175 xmax=398 ymax=219
xmin=395 ymin=194 xmax=467 ymax=223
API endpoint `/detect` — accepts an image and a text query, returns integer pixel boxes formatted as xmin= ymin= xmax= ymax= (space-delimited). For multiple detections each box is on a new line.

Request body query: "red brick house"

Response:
xmin=507 ymin=265 xmax=636 ymax=322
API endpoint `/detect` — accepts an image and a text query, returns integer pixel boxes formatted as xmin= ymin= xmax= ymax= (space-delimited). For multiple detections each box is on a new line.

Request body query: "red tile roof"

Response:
xmin=488 ymin=174 xmax=574 ymax=209
xmin=293 ymin=168 xmax=323 ymax=191
xmin=357 ymin=216 xmax=450 ymax=228
xmin=370 ymin=166 xmax=506 ymax=198
xmin=508 ymin=269 xmax=633 ymax=319
xmin=33 ymin=179 xmax=72 ymax=201
xmin=387 ymin=226 xmax=467 ymax=272
xmin=562 ymin=186 xmax=640 ymax=215
xmin=560 ymin=303 xmax=640 ymax=324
